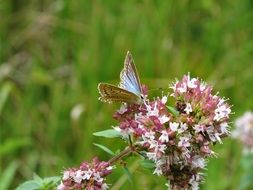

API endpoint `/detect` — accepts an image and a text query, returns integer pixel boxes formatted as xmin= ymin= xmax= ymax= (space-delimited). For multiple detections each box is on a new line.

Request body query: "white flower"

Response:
xmin=220 ymin=122 xmax=230 ymax=134
xmin=146 ymin=152 xmax=156 ymax=161
xmin=106 ymin=166 xmax=114 ymax=170
xmin=217 ymin=98 xmax=225 ymax=106
xmin=206 ymin=126 xmax=217 ymax=142
xmin=189 ymin=176 xmax=199 ymax=190
xmin=214 ymin=133 xmax=222 ymax=144
xmin=146 ymin=103 xmax=159 ymax=117
xmin=157 ymin=144 xmax=167 ymax=153
xmin=143 ymin=131 xmax=156 ymax=141
xmin=149 ymin=140 xmax=159 ymax=149
xmin=170 ymin=122 xmax=179 ymax=132
xmin=73 ymin=170 xmax=84 ymax=183
xmin=193 ymin=124 xmax=205 ymax=133
xmin=153 ymin=166 xmax=163 ymax=176
xmin=149 ymin=140 xmax=166 ymax=154
xmin=159 ymin=115 xmax=170 ymax=124
xmin=178 ymin=136 xmax=191 ymax=148
xmin=192 ymin=156 xmax=206 ymax=169
xmin=206 ymin=126 xmax=223 ymax=144
xmin=214 ymin=105 xmax=231 ymax=121
xmin=162 ymin=96 xmax=168 ymax=104
xmin=178 ymin=83 xmax=187 ymax=93
xmin=134 ymin=112 xmax=143 ymax=120
xmin=83 ymin=169 xmax=93 ymax=180
xmin=139 ymin=131 xmax=156 ymax=145
xmin=187 ymin=77 xmax=198 ymax=89
xmin=93 ymin=172 xmax=103 ymax=183
xmin=62 ymin=171 xmax=70 ymax=180
xmin=101 ymin=183 xmax=109 ymax=190
xmin=153 ymin=158 xmax=166 ymax=176
xmin=184 ymin=103 xmax=193 ymax=114
xmin=178 ymin=122 xmax=188 ymax=133
xmin=159 ymin=130 xmax=169 ymax=143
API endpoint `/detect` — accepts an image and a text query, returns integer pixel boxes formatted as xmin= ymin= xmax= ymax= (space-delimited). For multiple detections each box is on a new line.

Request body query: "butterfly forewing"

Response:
xmin=98 ymin=83 xmax=141 ymax=104
xmin=119 ymin=51 xmax=143 ymax=96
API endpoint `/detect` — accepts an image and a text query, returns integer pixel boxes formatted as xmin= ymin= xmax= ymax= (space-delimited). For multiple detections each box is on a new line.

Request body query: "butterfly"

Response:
xmin=98 ymin=51 xmax=144 ymax=104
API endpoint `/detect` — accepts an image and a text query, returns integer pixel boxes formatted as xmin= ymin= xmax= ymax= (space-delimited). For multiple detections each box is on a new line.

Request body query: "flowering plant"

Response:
xmin=232 ymin=111 xmax=253 ymax=154
xmin=16 ymin=50 xmax=231 ymax=190
xmin=54 ymin=74 xmax=231 ymax=190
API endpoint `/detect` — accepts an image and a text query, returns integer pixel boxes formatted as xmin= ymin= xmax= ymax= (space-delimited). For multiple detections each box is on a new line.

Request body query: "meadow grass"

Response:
xmin=0 ymin=1 xmax=253 ymax=189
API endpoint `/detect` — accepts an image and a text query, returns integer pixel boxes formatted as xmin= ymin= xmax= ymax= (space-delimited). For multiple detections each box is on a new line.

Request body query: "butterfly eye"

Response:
xmin=140 ymin=94 xmax=145 ymax=100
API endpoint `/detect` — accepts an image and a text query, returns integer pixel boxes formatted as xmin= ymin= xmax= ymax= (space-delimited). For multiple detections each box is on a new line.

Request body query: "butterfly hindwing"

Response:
xmin=98 ymin=83 xmax=141 ymax=104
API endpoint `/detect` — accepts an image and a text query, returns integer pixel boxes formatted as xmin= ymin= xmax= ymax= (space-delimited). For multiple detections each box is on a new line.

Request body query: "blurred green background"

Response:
xmin=1 ymin=0 xmax=253 ymax=189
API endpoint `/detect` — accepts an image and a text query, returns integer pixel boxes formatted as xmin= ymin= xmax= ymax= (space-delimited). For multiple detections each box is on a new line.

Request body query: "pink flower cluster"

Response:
xmin=57 ymin=157 xmax=112 ymax=190
xmin=114 ymin=74 xmax=231 ymax=190
xmin=232 ymin=111 xmax=253 ymax=154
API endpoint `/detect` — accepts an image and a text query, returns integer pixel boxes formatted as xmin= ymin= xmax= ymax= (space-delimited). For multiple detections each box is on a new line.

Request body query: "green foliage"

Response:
xmin=93 ymin=129 xmax=122 ymax=138
xmin=1 ymin=0 xmax=253 ymax=189
xmin=0 ymin=82 xmax=12 ymax=114
xmin=166 ymin=106 xmax=180 ymax=116
xmin=138 ymin=159 xmax=155 ymax=169
xmin=15 ymin=174 xmax=60 ymax=190
xmin=122 ymin=166 xmax=133 ymax=184
xmin=0 ymin=161 xmax=19 ymax=190
xmin=93 ymin=143 xmax=115 ymax=156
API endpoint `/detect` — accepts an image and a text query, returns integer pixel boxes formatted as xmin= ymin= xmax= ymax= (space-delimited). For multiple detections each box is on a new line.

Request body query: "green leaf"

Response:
xmin=0 ymin=161 xmax=19 ymax=190
xmin=93 ymin=143 xmax=115 ymax=156
xmin=15 ymin=181 xmax=40 ymax=190
xmin=0 ymin=82 xmax=12 ymax=115
xmin=41 ymin=176 xmax=61 ymax=189
xmin=166 ymin=106 xmax=179 ymax=116
xmin=123 ymin=166 xmax=133 ymax=184
xmin=93 ymin=129 xmax=121 ymax=138
xmin=15 ymin=176 xmax=60 ymax=190
xmin=139 ymin=159 xmax=155 ymax=169
xmin=33 ymin=174 xmax=42 ymax=184
xmin=42 ymin=176 xmax=60 ymax=184
xmin=0 ymin=138 xmax=31 ymax=157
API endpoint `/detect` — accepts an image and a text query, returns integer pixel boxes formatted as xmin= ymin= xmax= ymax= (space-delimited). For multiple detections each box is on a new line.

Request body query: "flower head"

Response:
xmin=232 ymin=111 xmax=253 ymax=154
xmin=113 ymin=74 xmax=231 ymax=189
xmin=57 ymin=157 xmax=112 ymax=190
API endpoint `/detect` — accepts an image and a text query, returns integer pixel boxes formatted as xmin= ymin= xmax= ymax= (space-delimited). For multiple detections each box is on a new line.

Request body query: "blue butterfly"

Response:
xmin=98 ymin=51 xmax=144 ymax=104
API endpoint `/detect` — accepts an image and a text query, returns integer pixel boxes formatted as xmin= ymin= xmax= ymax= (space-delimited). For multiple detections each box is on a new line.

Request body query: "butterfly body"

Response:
xmin=98 ymin=51 xmax=144 ymax=104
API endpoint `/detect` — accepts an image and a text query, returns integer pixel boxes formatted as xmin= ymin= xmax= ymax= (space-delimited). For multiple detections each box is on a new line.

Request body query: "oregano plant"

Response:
xmin=17 ymin=52 xmax=231 ymax=190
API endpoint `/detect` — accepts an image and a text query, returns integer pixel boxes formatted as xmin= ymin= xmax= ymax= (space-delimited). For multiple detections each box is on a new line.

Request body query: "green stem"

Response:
xmin=108 ymin=145 xmax=137 ymax=165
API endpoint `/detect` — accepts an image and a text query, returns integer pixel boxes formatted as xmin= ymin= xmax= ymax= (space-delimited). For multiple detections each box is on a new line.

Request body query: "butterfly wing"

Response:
xmin=119 ymin=51 xmax=143 ymax=96
xmin=98 ymin=83 xmax=141 ymax=104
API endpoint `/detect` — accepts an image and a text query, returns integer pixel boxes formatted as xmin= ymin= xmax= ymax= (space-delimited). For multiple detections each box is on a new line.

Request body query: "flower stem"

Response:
xmin=108 ymin=145 xmax=137 ymax=165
